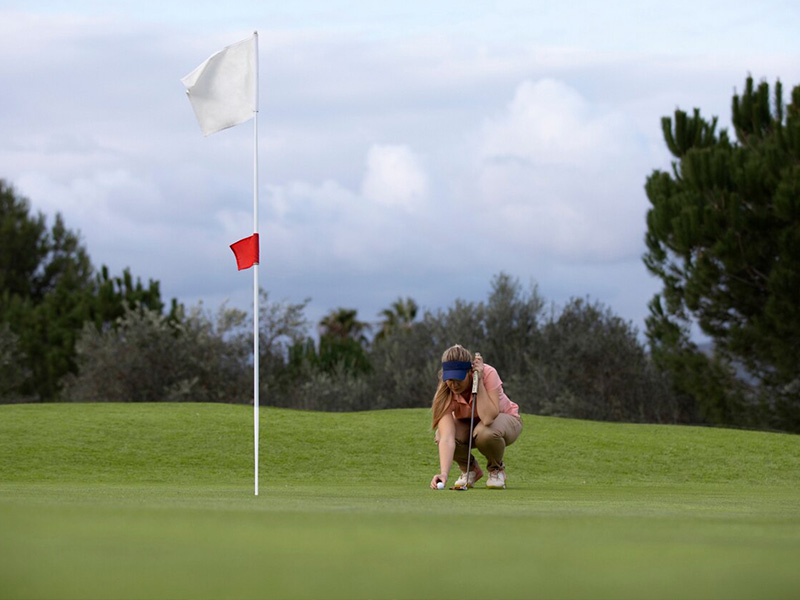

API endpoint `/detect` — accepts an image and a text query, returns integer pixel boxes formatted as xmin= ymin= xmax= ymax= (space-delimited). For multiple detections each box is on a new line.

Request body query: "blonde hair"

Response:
xmin=431 ymin=344 xmax=473 ymax=429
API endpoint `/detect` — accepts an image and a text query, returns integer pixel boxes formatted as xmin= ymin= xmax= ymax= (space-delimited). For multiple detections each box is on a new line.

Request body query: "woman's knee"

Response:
xmin=474 ymin=423 xmax=503 ymax=445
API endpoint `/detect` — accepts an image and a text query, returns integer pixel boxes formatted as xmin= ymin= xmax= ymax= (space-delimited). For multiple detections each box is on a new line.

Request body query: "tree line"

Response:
xmin=2 ymin=75 xmax=798 ymax=433
xmin=0 ymin=181 xmax=679 ymax=423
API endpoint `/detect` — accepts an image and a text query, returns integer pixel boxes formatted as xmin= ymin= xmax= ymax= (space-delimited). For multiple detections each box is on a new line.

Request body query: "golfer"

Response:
xmin=430 ymin=344 xmax=522 ymax=490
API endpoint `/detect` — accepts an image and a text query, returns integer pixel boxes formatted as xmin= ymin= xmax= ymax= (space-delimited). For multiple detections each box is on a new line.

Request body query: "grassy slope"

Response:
xmin=1 ymin=403 xmax=799 ymax=600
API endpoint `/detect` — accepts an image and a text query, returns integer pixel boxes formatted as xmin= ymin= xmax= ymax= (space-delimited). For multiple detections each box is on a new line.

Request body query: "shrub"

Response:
xmin=63 ymin=303 xmax=250 ymax=403
xmin=0 ymin=323 xmax=29 ymax=402
xmin=517 ymin=298 xmax=679 ymax=423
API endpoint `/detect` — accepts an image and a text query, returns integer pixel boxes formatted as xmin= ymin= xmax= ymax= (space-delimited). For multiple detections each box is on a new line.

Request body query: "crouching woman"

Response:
xmin=430 ymin=344 xmax=522 ymax=490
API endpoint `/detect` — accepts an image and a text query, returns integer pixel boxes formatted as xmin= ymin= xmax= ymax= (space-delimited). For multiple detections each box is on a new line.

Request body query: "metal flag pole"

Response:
xmin=252 ymin=30 xmax=260 ymax=497
xmin=181 ymin=32 xmax=262 ymax=495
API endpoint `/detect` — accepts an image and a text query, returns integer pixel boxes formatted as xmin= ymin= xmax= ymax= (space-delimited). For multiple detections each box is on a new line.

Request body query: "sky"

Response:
xmin=2 ymin=1 xmax=799 ymax=340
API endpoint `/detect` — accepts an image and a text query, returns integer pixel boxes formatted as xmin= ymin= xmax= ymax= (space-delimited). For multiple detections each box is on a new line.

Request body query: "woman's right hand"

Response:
xmin=430 ymin=474 xmax=447 ymax=489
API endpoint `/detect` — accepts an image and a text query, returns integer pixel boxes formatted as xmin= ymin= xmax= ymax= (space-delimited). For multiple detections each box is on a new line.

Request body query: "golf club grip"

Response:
xmin=472 ymin=353 xmax=480 ymax=395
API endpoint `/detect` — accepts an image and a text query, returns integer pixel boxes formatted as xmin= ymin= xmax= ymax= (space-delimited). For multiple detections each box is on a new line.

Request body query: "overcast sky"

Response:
xmin=2 ymin=1 xmax=799 ymax=339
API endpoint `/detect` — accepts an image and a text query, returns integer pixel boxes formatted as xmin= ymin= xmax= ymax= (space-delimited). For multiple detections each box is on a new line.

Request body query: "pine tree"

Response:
xmin=0 ymin=180 xmax=169 ymax=401
xmin=643 ymin=76 xmax=800 ymax=431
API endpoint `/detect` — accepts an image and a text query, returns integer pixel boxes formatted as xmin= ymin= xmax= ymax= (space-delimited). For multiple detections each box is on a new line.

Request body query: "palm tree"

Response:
xmin=376 ymin=297 xmax=418 ymax=341
xmin=318 ymin=308 xmax=370 ymax=344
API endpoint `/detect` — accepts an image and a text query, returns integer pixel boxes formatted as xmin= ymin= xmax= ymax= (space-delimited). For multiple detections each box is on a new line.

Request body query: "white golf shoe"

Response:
xmin=486 ymin=469 xmax=507 ymax=489
xmin=453 ymin=465 xmax=483 ymax=488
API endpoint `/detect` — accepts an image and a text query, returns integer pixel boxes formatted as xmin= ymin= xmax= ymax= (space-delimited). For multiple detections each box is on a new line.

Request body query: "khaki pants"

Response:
xmin=454 ymin=413 xmax=522 ymax=472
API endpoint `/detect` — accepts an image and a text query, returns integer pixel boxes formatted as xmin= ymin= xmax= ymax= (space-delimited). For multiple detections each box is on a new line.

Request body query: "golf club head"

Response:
xmin=450 ymin=485 xmax=469 ymax=491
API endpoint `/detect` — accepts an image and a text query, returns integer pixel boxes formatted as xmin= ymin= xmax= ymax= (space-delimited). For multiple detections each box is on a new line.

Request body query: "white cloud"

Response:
xmin=360 ymin=144 xmax=428 ymax=211
xmin=2 ymin=4 xmax=798 ymax=339
xmin=482 ymin=79 xmax=643 ymax=165
xmin=474 ymin=79 xmax=652 ymax=263
xmin=259 ymin=145 xmax=436 ymax=276
xmin=15 ymin=169 xmax=165 ymax=235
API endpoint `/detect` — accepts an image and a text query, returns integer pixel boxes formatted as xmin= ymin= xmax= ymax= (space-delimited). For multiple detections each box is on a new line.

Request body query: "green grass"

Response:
xmin=1 ymin=403 xmax=799 ymax=599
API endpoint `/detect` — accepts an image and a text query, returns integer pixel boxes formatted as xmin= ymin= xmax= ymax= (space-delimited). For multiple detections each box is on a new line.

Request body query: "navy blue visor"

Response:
xmin=442 ymin=360 xmax=471 ymax=381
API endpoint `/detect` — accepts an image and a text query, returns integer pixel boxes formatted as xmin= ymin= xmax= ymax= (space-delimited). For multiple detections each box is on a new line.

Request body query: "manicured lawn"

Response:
xmin=1 ymin=403 xmax=799 ymax=599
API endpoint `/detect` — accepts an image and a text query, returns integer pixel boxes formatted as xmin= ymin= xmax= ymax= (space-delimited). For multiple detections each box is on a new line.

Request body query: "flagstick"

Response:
xmin=252 ymin=31 xmax=260 ymax=497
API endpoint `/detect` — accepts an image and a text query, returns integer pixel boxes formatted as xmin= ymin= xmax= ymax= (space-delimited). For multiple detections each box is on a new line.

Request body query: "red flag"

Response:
xmin=230 ymin=233 xmax=260 ymax=270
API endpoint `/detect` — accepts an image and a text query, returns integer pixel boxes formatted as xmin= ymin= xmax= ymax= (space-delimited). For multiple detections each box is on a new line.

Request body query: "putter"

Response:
xmin=452 ymin=352 xmax=480 ymax=491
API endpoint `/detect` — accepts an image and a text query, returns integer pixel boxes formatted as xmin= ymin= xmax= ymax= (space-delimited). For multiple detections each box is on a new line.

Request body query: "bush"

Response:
xmin=367 ymin=318 xmax=440 ymax=409
xmin=63 ymin=303 xmax=251 ymax=403
xmin=481 ymin=273 xmax=545 ymax=376
xmin=353 ymin=275 xmax=679 ymax=425
xmin=516 ymin=298 xmax=679 ymax=423
xmin=0 ymin=323 xmax=29 ymax=402
xmin=275 ymin=364 xmax=373 ymax=412
xmin=61 ymin=274 xmax=686 ymax=427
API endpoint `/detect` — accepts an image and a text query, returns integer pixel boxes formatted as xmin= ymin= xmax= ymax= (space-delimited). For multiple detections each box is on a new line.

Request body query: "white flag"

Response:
xmin=181 ymin=34 xmax=256 ymax=136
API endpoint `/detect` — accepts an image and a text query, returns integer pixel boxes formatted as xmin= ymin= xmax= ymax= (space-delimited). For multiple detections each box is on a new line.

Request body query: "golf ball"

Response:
xmin=437 ymin=482 xmax=445 ymax=489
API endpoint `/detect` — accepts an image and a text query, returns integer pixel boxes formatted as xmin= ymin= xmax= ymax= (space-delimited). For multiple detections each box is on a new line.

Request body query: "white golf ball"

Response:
xmin=437 ymin=481 xmax=445 ymax=489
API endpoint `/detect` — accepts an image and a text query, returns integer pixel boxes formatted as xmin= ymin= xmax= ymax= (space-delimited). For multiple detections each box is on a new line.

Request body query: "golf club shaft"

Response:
xmin=464 ymin=353 xmax=480 ymax=487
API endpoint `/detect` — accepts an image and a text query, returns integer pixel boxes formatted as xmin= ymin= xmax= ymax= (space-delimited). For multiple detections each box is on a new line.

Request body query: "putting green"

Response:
xmin=1 ymin=404 xmax=799 ymax=599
